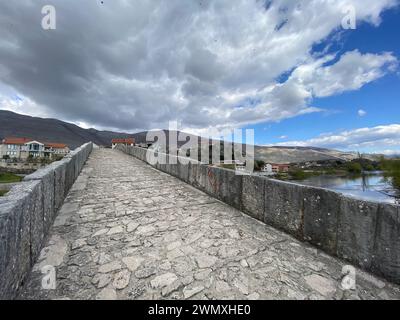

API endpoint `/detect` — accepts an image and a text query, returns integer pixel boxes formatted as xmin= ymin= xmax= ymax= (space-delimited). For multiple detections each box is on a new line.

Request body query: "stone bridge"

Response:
xmin=18 ymin=148 xmax=400 ymax=300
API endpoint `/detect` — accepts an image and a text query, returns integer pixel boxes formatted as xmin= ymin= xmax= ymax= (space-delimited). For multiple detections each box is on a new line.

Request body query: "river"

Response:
xmin=296 ymin=172 xmax=399 ymax=204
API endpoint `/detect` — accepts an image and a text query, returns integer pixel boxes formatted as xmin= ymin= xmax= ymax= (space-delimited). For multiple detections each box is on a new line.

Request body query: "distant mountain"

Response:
xmin=0 ymin=110 xmax=360 ymax=163
xmin=254 ymin=145 xmax=358 ymax=164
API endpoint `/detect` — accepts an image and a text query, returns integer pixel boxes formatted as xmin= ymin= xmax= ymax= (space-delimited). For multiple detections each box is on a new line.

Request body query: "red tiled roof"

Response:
xmin=112 ymin=138 xmax=135 ymax=144
xmin=45 ymin=142 xmax=68 ymax=149
xmin=2 ymin=137 xmax=68 ymax=149
xmin=2 ymin=137 xmax=32 ymax=145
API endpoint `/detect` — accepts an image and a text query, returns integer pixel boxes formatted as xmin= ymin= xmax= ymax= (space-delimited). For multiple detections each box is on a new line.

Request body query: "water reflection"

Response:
xmin=297 ymin=172 xmax=399 ymax=204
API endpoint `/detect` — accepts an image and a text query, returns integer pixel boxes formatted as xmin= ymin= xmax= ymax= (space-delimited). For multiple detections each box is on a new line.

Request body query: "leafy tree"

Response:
xmin=254 ymin=160 xmax=266 ymax=171
xmin=346 ymin=162 xmax=362 ymax=174
xmin=381 ymin=159 xmax=400 ymax=190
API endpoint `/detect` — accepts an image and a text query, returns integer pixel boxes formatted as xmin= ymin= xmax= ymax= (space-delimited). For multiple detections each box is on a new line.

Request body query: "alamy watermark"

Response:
xmin=342 ymin=5 xmax=357 ymax=30
xmin=145 ymin=122 xmax=255 ymax=175
xmin=341 ymin=265 xmax=356 ymax=290
xmin=41 ymin=265 xmax=56 ymax=290
xmin=40 ymin=3 xmax=356 ymax=31
xmin=41 ymin=5 xmax=56 ymax=30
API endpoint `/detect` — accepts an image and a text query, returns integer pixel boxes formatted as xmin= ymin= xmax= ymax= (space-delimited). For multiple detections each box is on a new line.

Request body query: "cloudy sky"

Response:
xmin=0 ymin=0 xmax=399 ymax=153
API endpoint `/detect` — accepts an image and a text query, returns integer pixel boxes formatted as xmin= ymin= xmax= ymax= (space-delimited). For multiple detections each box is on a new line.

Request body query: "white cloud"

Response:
xmin=275 ymin=124 xmax=400 ymax=152
xmin=0 ymin=93 xmax=49 ymax=118
xmin=358 ymin=109 xmax=367 ymax=117
xmin=286 ymin=51 xmax=397 ymax=98
xmin=0 ymin=0 xmax=398 ymax=132
xmin=380 ymin=149 xmax=400 ymax=156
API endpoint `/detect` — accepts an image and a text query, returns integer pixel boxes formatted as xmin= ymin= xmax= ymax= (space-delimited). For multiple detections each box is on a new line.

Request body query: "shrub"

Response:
xmin=254 ymin=160 xmax=266 ymax=171
xmin=381 ymin=159 xmax=400 ymax=190
xmin=346 ymin=162 xmax=362 ymax=174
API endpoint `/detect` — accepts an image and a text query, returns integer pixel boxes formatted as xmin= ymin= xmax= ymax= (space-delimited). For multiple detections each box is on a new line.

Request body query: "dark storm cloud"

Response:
xmin=0 ymin=0 xmax=397 ymax=132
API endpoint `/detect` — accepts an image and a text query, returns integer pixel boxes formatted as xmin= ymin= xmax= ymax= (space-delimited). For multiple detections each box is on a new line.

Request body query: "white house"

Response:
xmin=111 ymin=138 xmax=135 ymax=149
xmin=261 ymin=163 xmax=273 ymax=174
xmin=0 ymin=137 xmax=69 ymax=160
xmin=25 ymin=140 xmax=45 ymax=158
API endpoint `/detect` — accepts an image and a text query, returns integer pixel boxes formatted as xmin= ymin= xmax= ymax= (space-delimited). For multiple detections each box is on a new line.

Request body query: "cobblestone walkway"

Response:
xmin=19 ymin=148 xmax=400 ymax=300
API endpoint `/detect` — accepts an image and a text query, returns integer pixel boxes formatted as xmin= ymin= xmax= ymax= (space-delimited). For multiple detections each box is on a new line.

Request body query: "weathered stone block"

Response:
xmin=242 ymin=175 xmax=264 ymax=220
xmin=215 ymin=168 xmax=241 ymax=211
xmin=0 ymin=201 xmax=20 ymax=299
xmin=139 ymin=148 xmax=147 ymax=162
xmin=64 ymin=157 xmax=76 ymax=195
xmin=203 ymin=166 xmax=220 ymax=196
xmin=24 ymin=167 xmax=55 ymax=234
xmin=337 ymin=197 xmax=379 ymax=270
xmin=24 ymin=181 xmax=44 ymax=263
xmin=68 ymin=152 xmax=79 ymax=181
xmin=190 ymin=164 xmax=209 ymax=193
xmin=188 ymin=162 xmax=198 ymax=186
xmin=264 ymin=179 xmax=304 ymax=237
xmin=0 ymin=182 xmax=39 ymax=299
xmin=371 ymin=203 xmax=400 ymax=283
xmin=168 ymin=155 xmax=179 ymax=178
xmin=302 ymin=187 xmax=341 ymax=255
xmin=52 ymin=159 xmax=68 ymax=212
xmin=177 ymin=161 xmax=189 ymax=183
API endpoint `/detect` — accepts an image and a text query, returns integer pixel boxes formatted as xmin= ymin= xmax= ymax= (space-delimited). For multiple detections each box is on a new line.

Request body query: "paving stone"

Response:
xmin=122 ymin=256 xmax=144 ymax=272
xmin=71 ymin=238 xmax=87 ymax=250
xmin=150 ymin=273 xmax=178 ymax=289
xmin=161 ymin=280 xmax=182 ymax=297
xmin=304 ymin=274 xmax=337 ymax=297
xmin=183 ymin=286 xmax=205 ymax=299
xmin=194 ymin=269 xmax=212 ymax=280
xmin=127 ymin=222 xmax=139 ymax=233
xmin=96 ymin=287 xmax=117 ymax=300
xmin=215 ymin=280 xmax=230 ymax=292
xmin=92 ymin=273 xmax=112 ymax=289
xmin=195 ymin=254 xmax=218 ymax=269
xmin=135 ymin=266 xmax=156 ymax=279
xmin=247 ymin=292 xmax=260 ymax=300
xmin=98 ymin=261 xmax=122 ymax=274
xmin=108 ymin=226 xmax=124 ymax=235
xmin=93 ymin=228 xmax=109 ymax=237
xmin=113 ymin=270 xmax=131 ymax=290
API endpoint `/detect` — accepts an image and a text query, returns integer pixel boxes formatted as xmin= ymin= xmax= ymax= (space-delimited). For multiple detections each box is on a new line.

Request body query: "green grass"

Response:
xmin=0 ymin=190 xmax=8 ymax=196
xmin=0 ymin=172 xmax=23 ymax=183
xmin=289 ymin=169 xmax=315 ymax=180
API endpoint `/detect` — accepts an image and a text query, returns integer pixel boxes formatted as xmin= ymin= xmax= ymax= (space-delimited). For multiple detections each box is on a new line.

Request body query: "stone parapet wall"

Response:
xmin=116 ymin=145 xmax=400 ymax=285
xmin=0 ymin=142 xmax=93 ymax=299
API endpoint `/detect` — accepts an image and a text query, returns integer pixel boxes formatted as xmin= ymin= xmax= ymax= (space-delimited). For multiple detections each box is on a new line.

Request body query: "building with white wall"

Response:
xmin=0 ymin=137 xmax=69 ymax=160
